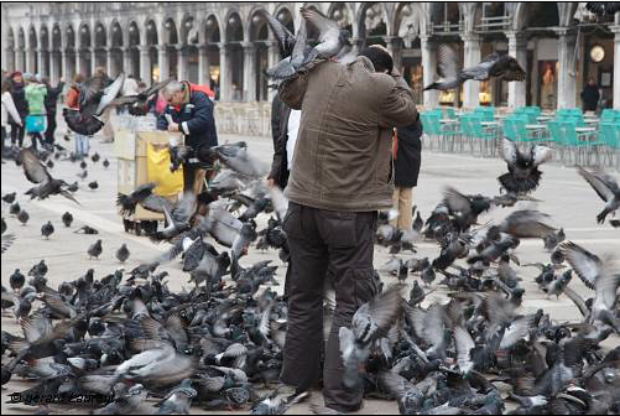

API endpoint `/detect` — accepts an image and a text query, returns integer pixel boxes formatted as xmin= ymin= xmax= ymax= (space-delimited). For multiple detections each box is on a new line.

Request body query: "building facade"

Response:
xmin=2 ymin=2 xmax=620 ymax=110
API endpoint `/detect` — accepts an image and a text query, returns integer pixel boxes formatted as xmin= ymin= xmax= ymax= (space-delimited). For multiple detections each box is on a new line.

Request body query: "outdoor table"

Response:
xmin=537 ymin=116 xmax=552 ymax=122
xmin=441 ymin=119 xmax=459 ymax=124
xmin=576 ymin=127 xmax=596 ymax=133
xmin=526 ymin=124 xmax=547 ymax=130
xmin=481 ymin=121 xmax=500 ymax=127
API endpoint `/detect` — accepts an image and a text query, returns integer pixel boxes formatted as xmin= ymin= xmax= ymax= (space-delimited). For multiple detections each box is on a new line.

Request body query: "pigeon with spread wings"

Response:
xmin=425 ymin=45 xmax=525 ymax=91
xmin=498 ymin=138 xmax=552 ymax=195
xmin=63 ymin=72 xmax=125 ymax=136
xmin=20 ymin=149 xmax=79 ymax=204
xmin=577 ymin=167 xmax=619 ymax=225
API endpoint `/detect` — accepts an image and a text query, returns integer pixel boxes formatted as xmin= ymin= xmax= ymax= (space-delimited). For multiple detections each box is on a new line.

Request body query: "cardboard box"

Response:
xmin=115 ymin=130 xmax=182 ymax=222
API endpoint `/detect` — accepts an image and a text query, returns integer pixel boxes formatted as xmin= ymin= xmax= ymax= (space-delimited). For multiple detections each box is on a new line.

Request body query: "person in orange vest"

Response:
xmin=157 ymin=80 xmax=218 ymax=190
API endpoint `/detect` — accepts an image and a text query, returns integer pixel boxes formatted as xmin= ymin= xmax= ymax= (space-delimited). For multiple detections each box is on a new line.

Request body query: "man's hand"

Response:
xmin=168 ymin=122 xmax=180 ymax=132
xmin=265 ymin=177 xmax=276 ymax=188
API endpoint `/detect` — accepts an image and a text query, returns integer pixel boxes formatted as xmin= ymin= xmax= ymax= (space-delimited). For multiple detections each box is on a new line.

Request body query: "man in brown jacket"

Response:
xmin=277 ymin=46 xmax=417 ymax=412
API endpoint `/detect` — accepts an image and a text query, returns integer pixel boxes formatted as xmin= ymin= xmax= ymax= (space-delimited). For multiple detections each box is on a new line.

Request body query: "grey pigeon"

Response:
xmin=17 ymin=209 xmax=30 ymax=226
xmin=20 ymin=149 xmax=79 ymax=204
xmin=41 ymin=221 xmax=54 ymax=240
xmin=92 ymin=383 xmax=147 ymax=415
xmin=578 ymin=167 xmax=619 ymax=225
xmin=62 ymin=211 xmax=74 ymax=227
xmin=499 ymin=139 xmax=553 ymax=195
xmin=154 ymin=379 xmax=196 ymax=415
xmin=88 ymin=239 xmax=103 ymax=260
xmin=339 ymin=285 xmax=404 ymax=389
xmin=116 ymin=244 xmax=130 ymax=263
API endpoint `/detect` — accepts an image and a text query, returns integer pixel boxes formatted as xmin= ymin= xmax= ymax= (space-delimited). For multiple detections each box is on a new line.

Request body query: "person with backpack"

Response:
xmin=66 ymin=73 xmax=89 ymax=157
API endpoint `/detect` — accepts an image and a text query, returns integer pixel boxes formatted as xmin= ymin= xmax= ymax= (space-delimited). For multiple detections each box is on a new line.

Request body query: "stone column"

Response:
xmin=243 ymin=42 xmax=257 ymax=102
xmin=384 ymin=37 xmax=403 ymax=72
xmin=26 ymin=47 xmax=36 ymax=73
xmin=219 ymin=43 xmax=229 ymax=101
xmin=37 ymin=49 xmax=46 ymax=77
xmin=613 ymin=27 xmax=620 ymax=109
xmin=50 ymin=51 xmax=59 ymax=84
xmin=266 ymin=41 xmax=279 ymax=102
xmin=90 ymin=48 xmax=97 ymax=75
xmin=557 ymin=29 xmax=577 ymax=109
xmin=507 ymin=31 xmax=527 ymax=109
xmin=420 ymin=35 xmax=438 ymax=109
xmin=61 ymin=50 xmax=68 ymax=81
xmin=351 ymin=37 xmax=364 ymax=55
xmin=123 ymin=47 xmax=132 ymax=75
xmin=462 ymin=33 xmax=481 ymax=110
xmin=15 ymin=48 xmax=25 ymax=72
xmin=198 ymin=43 xmax=209 ymax=87
xmin=139 ymin=45 xmax=152 ymax=86
xmin=75 ymin=49 xmax=83 ymax=76
xmin=177 ymin=45 xmax=188 ymax=81
xmin=158 ymin=45 xmax=169 ymax=81
xmin=106 ymin=47 xmax=115 ymax=76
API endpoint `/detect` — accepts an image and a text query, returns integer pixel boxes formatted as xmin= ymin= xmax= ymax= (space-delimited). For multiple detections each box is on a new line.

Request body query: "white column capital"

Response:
xmin=461 ymin=33 xmax=481 ymax=44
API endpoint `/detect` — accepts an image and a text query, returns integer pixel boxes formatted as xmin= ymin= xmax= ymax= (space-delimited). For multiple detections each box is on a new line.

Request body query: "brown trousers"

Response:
xmin=390 ymin=186 xmax=414 ymax=230
xmin=280 ymin=202 xmax=379 ymax=412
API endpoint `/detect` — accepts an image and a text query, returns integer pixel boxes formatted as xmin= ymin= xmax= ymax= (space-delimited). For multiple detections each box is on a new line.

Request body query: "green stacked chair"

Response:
xmin=470 ymin=113 xmax=498 ymax=156
xmin=558 ymin=119 xmax=601 ymax=166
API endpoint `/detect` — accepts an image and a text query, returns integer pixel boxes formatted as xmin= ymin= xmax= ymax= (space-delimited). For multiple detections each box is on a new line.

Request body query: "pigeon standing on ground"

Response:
xmin=116 ymin=244 xmax=130 ymax=263
xmin=41 ymin=222 xmax=55 ymax=240
xmin=88 ymin=181 xmax=99 ymax=191
xmin=102 ymin=159 xmax=110 ymax=169
xmin=9 ymin=269 xmax=25 ymax=293
xmin=9 ymin=202 xmax=20 ymax=216
xmin=17 ymin=210 xmax=30 ymax=226
xmin=62 ymin=212 xmax=74 ymax=227
xmin=88 ymin=240 xmax=103 ymax=260
xmin=2 ymin=192 xmax=16 ymax=204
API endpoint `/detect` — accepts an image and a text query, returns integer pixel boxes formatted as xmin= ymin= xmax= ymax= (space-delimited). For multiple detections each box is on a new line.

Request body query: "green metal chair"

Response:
xmin=558 ymin=120 xmax=601 ymax=167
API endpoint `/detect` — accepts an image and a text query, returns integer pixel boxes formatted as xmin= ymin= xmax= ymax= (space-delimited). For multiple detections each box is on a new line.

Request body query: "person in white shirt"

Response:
xmin=1 ymin=78 xmax=23 ymax=154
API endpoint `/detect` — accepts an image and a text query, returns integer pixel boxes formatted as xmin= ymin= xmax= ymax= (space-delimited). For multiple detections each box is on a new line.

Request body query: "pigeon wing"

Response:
xmin=300 ymin=7 xmax=340 ymax=43
xmin=21 ymin=149 xmax=52 ymax=185
xmin=578 ymin=168 xmax=616 ymax=203
xmin=501 ymin=139 xmax=519 ymax=166
xmin=95 ymin=73 xmax=126 ymax=115
xmin=561 ymin=241 xmax=601 ymax=290
xmin=262 ymin=10 xmax=296 ymax=57
xmin=437 ymin=44 xmax=459 ymax=80
xmin=454 ymin=326 xmax=475 ymax=374
xmin=531 ymin=145 xmax=553 ymax=167
xmin=443 ymin=187 xmax=473 ymax=217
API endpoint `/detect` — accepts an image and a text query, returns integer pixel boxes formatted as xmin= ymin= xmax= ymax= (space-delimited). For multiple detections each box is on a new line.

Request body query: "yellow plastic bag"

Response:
xmin=146 ymin=142 xmax=184 ymax=197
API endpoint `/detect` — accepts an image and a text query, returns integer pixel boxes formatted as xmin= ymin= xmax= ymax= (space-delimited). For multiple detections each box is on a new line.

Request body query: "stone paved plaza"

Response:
xmin=2 ymin=121 xmax=619 ymax=414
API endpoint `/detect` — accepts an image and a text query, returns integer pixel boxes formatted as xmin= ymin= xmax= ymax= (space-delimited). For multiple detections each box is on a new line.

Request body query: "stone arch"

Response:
xmin=225 ymin=9 xmax=244 ymax=43
xmin=79 ymin=23 xmax=91 ymax=49
xmin=273 ymin=5 xmax=294 ymax=34
xmin=40 ymin=25 xmax=50 ymax=51
xmin=127 ymin=20 xmax=141 ymax=47
xmin=110 ymin=20 xmax=124 ymax=47
xmin=94 ymin=21 xmax=107 ymax=47
xmin=246 ymin=5 xmax=270 ymax=42
xmin=357 ymin=3 xmax=389 ymax=43
xmin=513 ymin=3 xmax=560 ymax=30
xmin=7 ymin=27 xmax=15 ymax=50
xmin=328 ymin=3 xmax=353 ymax=34
xmin=393 ymin=3 xmax=423 ymax=46
xmin=180 ymin=14 xmax=197 ymax=45
xmin=145 ymin=19 xmax=158 ymax=45
xmin=163 ymin=17 xmax=179 ymax=45
xmin=429 ymin=2 xmax=461 ymax=26
xmin=204 ymin=14 xmax=221 ymax=44
xmin=51 ymin=23 xmax=62 ymax=51
xmin=18 ymin=27 xmax=26 ymax=50
xmin=28 ymin=25 xmax=38 ymax=50
xmin=64 ymin=23 xmax=76 ymax=49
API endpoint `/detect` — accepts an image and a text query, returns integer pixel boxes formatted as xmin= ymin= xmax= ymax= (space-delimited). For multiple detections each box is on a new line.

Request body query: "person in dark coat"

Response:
xmin=9 ymin=72 xmax=29 ymax=147
xmin=391 ymin=114 xmax=423 ymax=230
xmin=581 ymin=78 xmax=600 ymax=113
xmin=267 ymin=94 xmax=293 ymax=190
xmin=42 ymin=76 xmax=65 ymax=146
xmin=157 ymin=80 xmax=218 ymax=191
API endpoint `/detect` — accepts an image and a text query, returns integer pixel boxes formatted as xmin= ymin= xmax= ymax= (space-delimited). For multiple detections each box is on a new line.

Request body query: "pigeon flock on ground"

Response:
xmin=2 ymin=129 xmax=619 ymax=415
